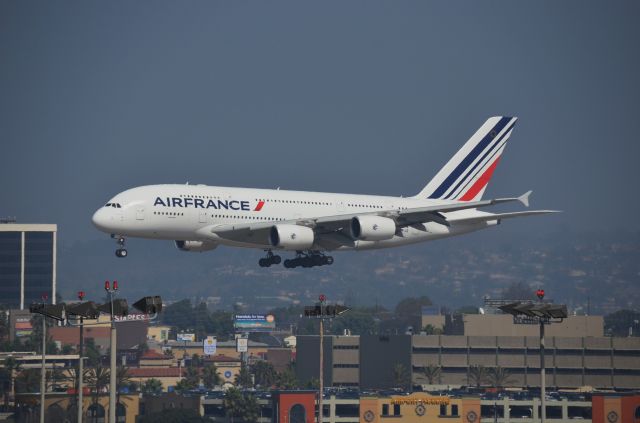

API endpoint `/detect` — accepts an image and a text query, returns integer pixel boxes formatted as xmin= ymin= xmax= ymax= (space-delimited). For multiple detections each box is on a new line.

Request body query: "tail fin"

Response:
xmin=415 ymin=116 xmax=518 ymax=202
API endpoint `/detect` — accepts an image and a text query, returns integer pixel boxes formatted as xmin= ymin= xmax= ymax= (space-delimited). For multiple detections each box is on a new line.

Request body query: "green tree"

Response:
xmin=141 ymin=378 xmax=163 ymax=394
xmin=0 ymin=357 xmax=19 ymax=409
xmin=84 ymin=337 xmax=102 ymax=366
xmin=202 ymin=364 xmax=221 ymax=389
xmin=421 ymin=364 xmax=441 ymax=385
xmin=422 ymin=324 xmax=443 ymax=335
xmin=275 ymin=368 xmax=298 ymax=390
xmin=487 ymin=366 xmax=513 ymax=388
xmin=469 ymin=365 xmax=488 ymax=387
xmin=15 ymin=368 xmax=40 ymax=393
xmin=86 ymin=365 xmax=110 ymax=404
xmin=234 ymin=365 xmax=253 ymax=389
xmin=330 ymin=309 xmax=376 ymax=335
xmin=251 ymin=361 xmax=276 ymax=388
xmin=392 ymin=363 xmax=410 ymax=390
xmin=174 ymin=379 xmax=193 ymax=394
xmin=224 ymin=387 xmax=260 ymax=423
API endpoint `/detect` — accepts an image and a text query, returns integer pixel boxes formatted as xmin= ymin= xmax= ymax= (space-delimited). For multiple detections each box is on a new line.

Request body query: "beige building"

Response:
xmin=462 ymin=314 xmax=603 ymax=337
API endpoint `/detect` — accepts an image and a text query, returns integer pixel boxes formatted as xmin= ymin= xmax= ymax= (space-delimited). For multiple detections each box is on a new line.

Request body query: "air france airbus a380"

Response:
xmin=92 ymin=116 xmax=557 ymax=268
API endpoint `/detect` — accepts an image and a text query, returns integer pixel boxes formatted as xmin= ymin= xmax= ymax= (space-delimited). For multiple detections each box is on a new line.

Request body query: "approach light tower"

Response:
xmin=498 ymin=289 xmax=568 ymax=423
xmin=304 ymin=294 xmax=349 ymax=423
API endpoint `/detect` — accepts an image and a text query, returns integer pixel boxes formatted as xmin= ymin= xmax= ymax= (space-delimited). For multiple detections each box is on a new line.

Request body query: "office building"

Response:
xmin=0 ymin=223 xmax=57 ymax=309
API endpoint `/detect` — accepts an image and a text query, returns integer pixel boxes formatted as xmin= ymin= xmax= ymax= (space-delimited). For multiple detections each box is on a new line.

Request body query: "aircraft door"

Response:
xmin=199 ymin=211 xmax=207 ymax=223
xmin=336 ymin=201 xmax=345 ymax=212
xmin=136 ymin=207 xmax=145 ymax=220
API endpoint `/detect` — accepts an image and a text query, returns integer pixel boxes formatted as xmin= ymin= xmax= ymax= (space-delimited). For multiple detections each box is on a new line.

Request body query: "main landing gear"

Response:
xmin=283 ymin=251 xmax=334 ymax=269
xmin=258 ymin=250 xmax=282 ymax=267
xmin=112 ymin=235 xmax=128 ymax=258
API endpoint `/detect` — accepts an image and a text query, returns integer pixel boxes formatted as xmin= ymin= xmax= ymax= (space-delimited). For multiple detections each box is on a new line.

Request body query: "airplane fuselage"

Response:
xmin=92 ymin=184 xmax=493 ymax=251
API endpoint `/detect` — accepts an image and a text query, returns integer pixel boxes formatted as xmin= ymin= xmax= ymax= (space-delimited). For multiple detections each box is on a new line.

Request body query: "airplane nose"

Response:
xmin=92 ymin=208 xmax=110 ymax=232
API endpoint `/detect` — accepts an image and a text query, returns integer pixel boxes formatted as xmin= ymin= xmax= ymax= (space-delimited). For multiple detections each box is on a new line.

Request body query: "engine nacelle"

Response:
xmin=269 ymin=224 xmax=315 ymax=250
xmin=350 ymin=216 xmax=397 ymax=241
xmin=175 ymin=240 xmax=218 ymax=252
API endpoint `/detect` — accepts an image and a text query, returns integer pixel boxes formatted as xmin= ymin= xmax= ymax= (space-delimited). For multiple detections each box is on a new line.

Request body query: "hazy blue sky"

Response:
xmin=1 ymin=1 xmax=639 ymax=244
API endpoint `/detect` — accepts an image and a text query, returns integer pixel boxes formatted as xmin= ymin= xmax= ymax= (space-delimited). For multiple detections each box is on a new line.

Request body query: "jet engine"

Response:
xmin=269 ymin=225 xmax=314 ymax=250
xmin=174 ymin=240 xmax=218 ymax=252
xmin=350 ymin=216 xmax=396 ymax=241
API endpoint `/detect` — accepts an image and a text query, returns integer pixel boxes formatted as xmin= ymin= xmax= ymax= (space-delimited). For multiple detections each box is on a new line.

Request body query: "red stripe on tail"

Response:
xmin=459 ymin=156 xmax=502 ymax=201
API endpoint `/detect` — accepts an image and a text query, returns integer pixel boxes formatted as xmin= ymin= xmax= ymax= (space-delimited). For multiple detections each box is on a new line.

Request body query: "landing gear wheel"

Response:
xmin=326 ymin=256 xmax=334 ymax=265
xmin=284 ymin=259 xmax=293 ymax=269
xmin=115 ymin=249 xmax=128 ymax=258
xmin=272 ymin=255 xmax=282 ymax=265
xmin=114 ymin=236 xmax=127 ymax=258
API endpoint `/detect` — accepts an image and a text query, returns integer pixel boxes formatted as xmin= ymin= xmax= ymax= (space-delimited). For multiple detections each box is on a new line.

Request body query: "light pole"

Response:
xmin=105 ymin=280 xmax=118 ymax=423
xmin=536 ymin=289 xmax=546 ymax=423
xmin=318 ymin=294 xmax=325 ymax=423
xmin=77 ymin=291 xmax=85 ymax=423
xmin=40 ymin=293 xmax=47 ymax=423
xmin=303 ymin=295 xmax=349 ymax=423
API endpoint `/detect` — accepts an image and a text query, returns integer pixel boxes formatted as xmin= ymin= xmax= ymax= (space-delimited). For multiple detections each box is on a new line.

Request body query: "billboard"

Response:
xmin=177 ymin=333 xmax=196 ymax=342
xmin=234 ymin=314 xmax=275 ymax=331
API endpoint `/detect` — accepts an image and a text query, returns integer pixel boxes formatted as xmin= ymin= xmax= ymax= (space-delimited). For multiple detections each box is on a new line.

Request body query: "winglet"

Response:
xmin=518 ymin=190 xmax=532 ymax=207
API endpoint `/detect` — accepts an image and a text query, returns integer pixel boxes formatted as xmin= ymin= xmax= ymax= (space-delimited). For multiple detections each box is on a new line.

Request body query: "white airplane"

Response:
xmin=92 ymin=116 xmax=557 ymax=268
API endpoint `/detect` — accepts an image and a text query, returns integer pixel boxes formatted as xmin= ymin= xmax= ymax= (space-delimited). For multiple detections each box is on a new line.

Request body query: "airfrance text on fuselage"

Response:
xmin=154 ymin=197 xmax=251 ymax=211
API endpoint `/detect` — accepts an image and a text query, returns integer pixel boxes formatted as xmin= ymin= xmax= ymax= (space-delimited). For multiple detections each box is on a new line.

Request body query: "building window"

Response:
xmin=382 ymin=404 xmax=389 ymax=416
xmin=440 ymin=404 xmax=447 ymax=416
xmin=451 ymin=404 xmax=458 ymax=416
xmin=393 ymin=404 xmax=400 ymax=416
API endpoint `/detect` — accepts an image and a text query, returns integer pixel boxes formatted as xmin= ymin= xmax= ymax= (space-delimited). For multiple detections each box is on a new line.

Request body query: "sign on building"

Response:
xmin=203 ymin=336 xmax=217 ymax=356
xmin=236 ymin=337 xmax=248 ymax=353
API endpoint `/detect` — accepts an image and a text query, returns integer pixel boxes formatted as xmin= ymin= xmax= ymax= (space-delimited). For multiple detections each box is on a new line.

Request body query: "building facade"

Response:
xmin=0 ymin=224 xmax=57 ymax=309
xmin=296 ymin=334 xmax=640 ymax=390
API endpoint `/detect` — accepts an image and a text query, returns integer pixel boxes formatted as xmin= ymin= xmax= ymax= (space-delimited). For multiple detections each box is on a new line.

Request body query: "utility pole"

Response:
xmin=40 ymin=294 xmax=47 ymax=423
xmin=77 ymin=291 xmax=85 ymax=423
xmin=105 ymin=281 xmax=118 ymax=423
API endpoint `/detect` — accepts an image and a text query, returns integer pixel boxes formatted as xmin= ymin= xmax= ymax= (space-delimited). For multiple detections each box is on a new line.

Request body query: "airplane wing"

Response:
xmin=196 ymin=191 xmax=536 ymax=248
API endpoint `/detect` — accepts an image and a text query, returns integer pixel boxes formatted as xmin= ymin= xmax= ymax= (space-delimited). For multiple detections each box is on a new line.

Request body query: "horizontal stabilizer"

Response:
xmin=448 ymin=210 xmax=560 ymax=225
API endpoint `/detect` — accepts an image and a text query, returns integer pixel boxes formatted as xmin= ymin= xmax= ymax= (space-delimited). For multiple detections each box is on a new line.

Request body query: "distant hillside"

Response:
xmin=57 ymin=230 xmax=640 ymax=315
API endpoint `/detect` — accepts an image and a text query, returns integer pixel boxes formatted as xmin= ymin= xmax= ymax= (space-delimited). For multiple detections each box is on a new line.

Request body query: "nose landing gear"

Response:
xmin=258 ymin=250 xmax=281 ymax=267
xmin=113 ymin=236 xmax=128 ymax=258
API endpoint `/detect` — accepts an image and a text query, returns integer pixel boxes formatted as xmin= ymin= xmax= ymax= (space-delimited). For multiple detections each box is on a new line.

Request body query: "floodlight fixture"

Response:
xmin=132 ymin=296 xmax=163 ymax=314
xmin=66 ymin=301 xmax=100 ymax=319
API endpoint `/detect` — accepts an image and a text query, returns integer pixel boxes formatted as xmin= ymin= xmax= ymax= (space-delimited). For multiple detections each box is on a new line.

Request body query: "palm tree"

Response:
xmin=202 ymin=364 xmax=221 ymax=389
xmin=86 ymin=366 xmax=110 ymax=404
xmin=251 ymin=361 xmax=276 ymax=388
xmin=234 ymin=365 xmax=252 ymax=389
xmin=487 ymin=366 xmax=513 ymax=388
xmin=1 ymin=357 xmax=19 ymax=409
xmin=421 ymin=364 xmax=441 ymax=385
xmin=223 ymin=387 xmax=243 ymax=423
xmin=468 ymin=365 xmax=488 ymax=387
xmin=392 ymin=363 xmax=410 ymax=389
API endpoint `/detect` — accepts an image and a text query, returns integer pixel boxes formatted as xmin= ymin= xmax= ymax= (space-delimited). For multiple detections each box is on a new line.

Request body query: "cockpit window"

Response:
xmin=105 ymin=203 xmax=111 ymax=207
xmin=116 ymin=204 xmax=121 ymax=208
xmin=105 ymin=203 xmax=121 ymax=208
